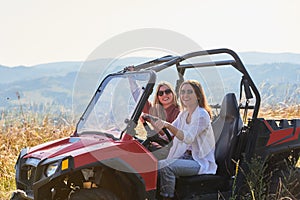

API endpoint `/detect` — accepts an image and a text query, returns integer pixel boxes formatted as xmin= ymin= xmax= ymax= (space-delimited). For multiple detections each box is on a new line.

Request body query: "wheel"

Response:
xmin=10 ymin=190 xmax=27 ymax=200
xmin=69 ymin=188 xmax=119 ymax=200
xmin=141 ymin=121 xmax=168 ymax=147
xmin=141 ymin=114 xmax=172 ymax=148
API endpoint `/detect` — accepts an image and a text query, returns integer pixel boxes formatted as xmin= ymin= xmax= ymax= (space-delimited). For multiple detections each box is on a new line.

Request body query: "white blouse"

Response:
xmin=167 ymin=106 xmax=217 ymax=174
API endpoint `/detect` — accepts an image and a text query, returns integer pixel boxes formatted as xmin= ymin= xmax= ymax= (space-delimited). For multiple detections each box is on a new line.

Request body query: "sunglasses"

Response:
xmin=180 ymin=89 xmax=194 ymax=95
xmin=157 ymin=89 xmax=172 ymax=96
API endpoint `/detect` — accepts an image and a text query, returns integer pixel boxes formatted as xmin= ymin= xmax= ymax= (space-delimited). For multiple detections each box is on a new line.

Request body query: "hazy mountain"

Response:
xmin=239 ymin=52 xmax=300 ymax=65
xmin=0 ymin=52 xmax=299 ymax=113
xmin=0 ymin=62 xmax=82 ymax=84
xmin=1 ymin=51 xmax=300 ymax=84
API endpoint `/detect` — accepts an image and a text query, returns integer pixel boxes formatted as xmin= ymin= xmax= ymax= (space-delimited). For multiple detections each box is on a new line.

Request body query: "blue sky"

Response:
xmin=0 ymin=0 xmax=299 ymax=66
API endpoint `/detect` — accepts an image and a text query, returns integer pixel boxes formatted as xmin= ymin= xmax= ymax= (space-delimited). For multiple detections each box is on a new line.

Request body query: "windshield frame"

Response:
xmin=75 ymin=70 xmax=156 ymax=139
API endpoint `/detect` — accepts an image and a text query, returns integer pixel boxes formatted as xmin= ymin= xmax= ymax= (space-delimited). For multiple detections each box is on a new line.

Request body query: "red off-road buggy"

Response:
xmin=11 ymin=49 xmax=299 ymax=199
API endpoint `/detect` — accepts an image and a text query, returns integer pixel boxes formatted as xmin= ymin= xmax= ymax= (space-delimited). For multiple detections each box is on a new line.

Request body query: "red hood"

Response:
xmin=24 ymin=134 xmax=116 ymax=160
xmin=22 ymin=133 xmax=158 ymax=191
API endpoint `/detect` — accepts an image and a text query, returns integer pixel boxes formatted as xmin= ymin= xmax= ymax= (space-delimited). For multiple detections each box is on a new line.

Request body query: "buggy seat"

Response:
xmin=175 ymin=93 xmax=243 ymax=198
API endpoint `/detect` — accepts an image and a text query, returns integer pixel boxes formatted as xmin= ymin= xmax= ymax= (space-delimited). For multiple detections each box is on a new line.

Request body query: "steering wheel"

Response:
xmin=141 ymin=114 xmax=172 ymax=148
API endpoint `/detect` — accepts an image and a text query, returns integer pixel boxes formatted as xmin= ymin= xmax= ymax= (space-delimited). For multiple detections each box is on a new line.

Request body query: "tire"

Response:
xmin=269 ymin=167 xmax=300 ymax=199
xmin=69 ymin=188 xmax=119 ymax=200
xmin=10 ymin=190 xmax=27 ymax=200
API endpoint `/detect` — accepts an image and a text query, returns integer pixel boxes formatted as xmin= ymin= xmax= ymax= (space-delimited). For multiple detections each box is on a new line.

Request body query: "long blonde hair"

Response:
xmin=150 ymin=81 xmax=179 ymax=120
xmin=179 ymin=80 xmax=212 ymax=118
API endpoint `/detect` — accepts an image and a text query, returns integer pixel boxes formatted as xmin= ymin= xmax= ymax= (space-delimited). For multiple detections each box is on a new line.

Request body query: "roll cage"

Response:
xmin=124 ymin=48 xmax=261 ymax=123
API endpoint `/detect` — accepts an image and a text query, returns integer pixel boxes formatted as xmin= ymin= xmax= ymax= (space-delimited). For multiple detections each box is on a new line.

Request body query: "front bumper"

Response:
xmin=14 ymin=148 xmax=74 ymax=200
xmin=10 ymin=189 xmax=33 ymax=200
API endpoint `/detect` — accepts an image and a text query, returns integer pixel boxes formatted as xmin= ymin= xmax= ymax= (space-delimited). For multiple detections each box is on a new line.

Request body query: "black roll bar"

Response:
xmin=149 ymin=48 xmax=261 ymax=119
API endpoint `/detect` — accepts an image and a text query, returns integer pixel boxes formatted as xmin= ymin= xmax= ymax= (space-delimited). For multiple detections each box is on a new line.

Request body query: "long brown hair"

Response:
xmin=150 ymin=81 xmax=179 ymax=120
xmin=179 ymin=80 xmax=212 ymax=118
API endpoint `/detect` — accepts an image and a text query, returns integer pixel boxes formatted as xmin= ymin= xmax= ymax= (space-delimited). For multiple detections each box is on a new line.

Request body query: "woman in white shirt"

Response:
xmin=150 ymin=80 xmax=217 ymax=199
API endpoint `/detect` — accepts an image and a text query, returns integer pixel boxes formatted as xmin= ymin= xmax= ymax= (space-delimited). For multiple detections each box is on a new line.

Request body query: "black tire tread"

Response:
xmin=69 ymin=188 xmax=119 ymax=200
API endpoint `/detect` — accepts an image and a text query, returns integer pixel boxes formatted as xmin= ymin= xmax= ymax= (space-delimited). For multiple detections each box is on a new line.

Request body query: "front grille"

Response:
xmin=25 ymin=165 xmax=36 ymax=184
xmin=17 ymin=157 xmax=41 ymax=191
xmin=20 ymin=165 xmax=36 ymax=190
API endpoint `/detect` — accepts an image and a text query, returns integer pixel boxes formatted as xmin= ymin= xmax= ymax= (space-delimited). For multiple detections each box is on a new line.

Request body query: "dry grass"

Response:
xmin=0 ymin=104 xmax=299 ymax=199
xmin=0 ymin=112 xmax=74 ymax=199
xmin=259 ymin=104 xmax=300 ymax=119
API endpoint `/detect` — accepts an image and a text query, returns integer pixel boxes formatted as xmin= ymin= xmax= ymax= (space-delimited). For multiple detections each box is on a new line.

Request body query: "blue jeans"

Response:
xmin=158 ymin=157 xmax=200 ymax=198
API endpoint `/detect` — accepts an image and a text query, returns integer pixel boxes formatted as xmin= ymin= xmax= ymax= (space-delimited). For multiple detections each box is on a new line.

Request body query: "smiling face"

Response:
xmin=179 ymin=83 xmax=198 ymax=109
xmin=157 ymin=85 xmax=174 ymax=108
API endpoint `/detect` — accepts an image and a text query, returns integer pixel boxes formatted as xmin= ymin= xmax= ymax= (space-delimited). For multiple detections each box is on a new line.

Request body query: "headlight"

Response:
xmin=45 ymin=162 xmax=59 ymax=177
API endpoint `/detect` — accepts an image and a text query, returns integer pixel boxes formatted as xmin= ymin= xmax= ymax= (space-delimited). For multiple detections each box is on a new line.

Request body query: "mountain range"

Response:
xmin=1 ymin=51 xmax=299 ymax=117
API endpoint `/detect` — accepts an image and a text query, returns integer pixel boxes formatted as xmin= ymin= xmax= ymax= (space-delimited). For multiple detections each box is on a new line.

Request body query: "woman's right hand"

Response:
xmin=124 ymin=65 xmax=135 ymax=71
xmin=153 ymin=118 xmax=167 ymax=130
xmin=142 ymin=114 xmax=166 ymax=130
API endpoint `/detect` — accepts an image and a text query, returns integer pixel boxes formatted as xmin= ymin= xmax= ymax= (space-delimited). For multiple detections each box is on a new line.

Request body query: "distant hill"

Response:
xmin=0 ymin=52 xmax=299 ymax=115
xmin=239 ymin=52 xmax=300 ymax=65
xmin=1 ymin=51 xmax=300 ymax=83
xmin=0 ymin=62 xmax=82 ymax=84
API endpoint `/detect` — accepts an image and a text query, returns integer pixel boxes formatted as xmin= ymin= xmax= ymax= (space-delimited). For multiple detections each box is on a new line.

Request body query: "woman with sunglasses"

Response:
xmin=141 ymin=82 xmax=180 ymax=159
xmin=126 ymin=66 xmax=180 ymax=123
xmin=126 ymin=66 xmax=180 ymax=159
xmin=149 ymin=80 xmax=217 ymax=199
xmin=145 ymin=81 xmax=180 ymax=124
